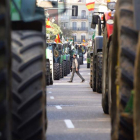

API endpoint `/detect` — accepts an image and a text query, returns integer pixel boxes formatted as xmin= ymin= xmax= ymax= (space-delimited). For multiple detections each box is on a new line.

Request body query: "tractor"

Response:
xmin=0 ymin=0 xmax=66 ymax=139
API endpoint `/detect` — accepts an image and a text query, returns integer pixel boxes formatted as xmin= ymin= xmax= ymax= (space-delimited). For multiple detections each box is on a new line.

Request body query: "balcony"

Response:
xmin=71 ymin=27 xmax=88 ymax=31
xmin=71 ymin=16 xmax=88 ymax=20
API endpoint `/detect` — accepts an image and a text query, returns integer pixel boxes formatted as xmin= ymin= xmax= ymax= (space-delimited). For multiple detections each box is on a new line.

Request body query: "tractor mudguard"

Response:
xmin=11 ymin=0 xmax=45 ymax=22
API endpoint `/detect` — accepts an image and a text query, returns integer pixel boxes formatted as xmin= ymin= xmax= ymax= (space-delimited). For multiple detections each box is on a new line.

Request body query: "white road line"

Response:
xmin=64 ymin=120 xmax=75 ymax=129
xmin=48 ymin=91 xmax=52 ymax=94
xmin=50 ymin=96 xmax=54 ymax=99
xmin=55 ymin=106 xmax=62 ymax=109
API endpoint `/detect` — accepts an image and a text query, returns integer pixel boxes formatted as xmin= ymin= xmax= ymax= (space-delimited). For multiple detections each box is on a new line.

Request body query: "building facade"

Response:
xmin=58 ymin=0 xmax=107 ymax=44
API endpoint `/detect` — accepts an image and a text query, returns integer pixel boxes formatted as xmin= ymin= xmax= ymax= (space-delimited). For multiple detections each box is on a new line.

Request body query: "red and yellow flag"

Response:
xmin=55 ymin=34 xmax=61 ymax=43
xmin=46 ymin=18 xmax=52 ymax=28
xmin=86 ymin=0 xmax=95 ymax=11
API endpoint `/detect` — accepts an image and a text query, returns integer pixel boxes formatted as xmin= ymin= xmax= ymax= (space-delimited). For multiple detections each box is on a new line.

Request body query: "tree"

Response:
xmin=46 ymin=21 xmax=62 ymax=40
xmin=59 ymin=23 xmax=73 ymax=39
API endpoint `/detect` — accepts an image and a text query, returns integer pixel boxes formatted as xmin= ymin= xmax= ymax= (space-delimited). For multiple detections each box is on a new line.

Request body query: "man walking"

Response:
xmin=68 ymin=54 xmax=85 ymax=83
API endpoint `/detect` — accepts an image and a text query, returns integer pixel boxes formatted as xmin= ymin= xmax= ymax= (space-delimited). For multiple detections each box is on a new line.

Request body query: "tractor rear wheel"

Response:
xmin=96 ymin=52 xmax=103 ymax=93
xmin=46 ymin=60 xmax=50 ymax=85
xmin=63 ymin=61 xmax=67 ymax=76
xmin=0 ymin=0 xmax=11 ymax=139
xmin=134 ymin=33 xmax=140 ymax=140
xmin=111 ymin=1 xmax=138 ymax=139
xmin=54 ymin=63 xmax=60 ymax=80
xmin=11 ymin=31 xmax=46 ymax=140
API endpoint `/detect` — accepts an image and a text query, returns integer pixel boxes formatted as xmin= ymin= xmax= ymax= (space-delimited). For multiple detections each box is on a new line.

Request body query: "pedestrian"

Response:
xmin=68 ymin=54 xmax=85 ymax=83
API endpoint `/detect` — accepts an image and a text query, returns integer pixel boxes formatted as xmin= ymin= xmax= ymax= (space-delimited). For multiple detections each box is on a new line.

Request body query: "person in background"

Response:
xmin=68 ymin=54 xmax=85 ymax=83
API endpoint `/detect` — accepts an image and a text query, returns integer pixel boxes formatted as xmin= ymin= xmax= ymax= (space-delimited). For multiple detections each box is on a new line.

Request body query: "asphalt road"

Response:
xmin=46 ymin=62 xmax=111 ymax=140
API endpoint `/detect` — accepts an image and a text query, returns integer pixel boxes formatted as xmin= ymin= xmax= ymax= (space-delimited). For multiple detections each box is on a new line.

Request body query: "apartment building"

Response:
xmin=58 ymin=0 xmax=107 ymax=44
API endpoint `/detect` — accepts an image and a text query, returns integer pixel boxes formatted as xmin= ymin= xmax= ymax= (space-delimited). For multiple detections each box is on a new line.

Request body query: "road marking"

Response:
xmin=56 ymin=106 xmax=62 ymax=109
xmin=50 ymin=96 xmax=54 ymax=99
xmin=48 ymin=91 xmax=52 ymax=94
xmin=64 ymin=120 xmax=75 ymax=129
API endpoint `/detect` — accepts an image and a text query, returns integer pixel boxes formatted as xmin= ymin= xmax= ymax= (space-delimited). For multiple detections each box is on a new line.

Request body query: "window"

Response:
xmin=81 ymin=22 xmax=86 ymax=29
xmin=81 ymin=10 xmax=86 ymax=18
xmin=73 ymin=35 xmax=77 ymax=42
xmin=81 ymin=35 xmax=86 ymax=42
xmin=72 ymin=22 xmax=77 ymax=30
xmin=64 ymin=22 xmax=68 ymax=28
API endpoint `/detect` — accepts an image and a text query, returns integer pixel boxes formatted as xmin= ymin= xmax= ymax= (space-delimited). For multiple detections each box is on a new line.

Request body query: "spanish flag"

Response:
xmin=46 ymin=18 xmax=52 ymax=28
xmin=86 ymin=0 xmax=95 ymax=11
xmin=55 ymin=34 xmax=61 ymax=43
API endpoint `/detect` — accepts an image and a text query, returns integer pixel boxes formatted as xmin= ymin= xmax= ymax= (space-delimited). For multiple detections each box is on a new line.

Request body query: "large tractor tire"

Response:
xmin=0 ymin=1 xmax=11 ymax=139
xmin=102 ymin=27 xmax=109 ymax=114
xmin=92 ymin=56 xmax=96 ymax=92
xmin=46 ymin=60 xmax=50 ymax=85
xmin=63 ymin=61 xmax=67 ymax=76
xmin=54 ymin=63 xmax=60 ymax=80
xmin=11 ymin=31 xmax=46 ymax=140
xmin=90 ymin=56 xmax=93 ymax=88
xmin=67 ymin=61 xmax=70 ymax=74
xmin=134 ymin=34 xmax=140 ymax=140
xmin=50 ymin=69 xmax=53 ymax=85
xmin=96 ymin=52 xmax=103 ymax=93
xmin=60 ymin=64 xmax=63 ymax=78
xmin=111 ymin=1 xmax=138 ymax=140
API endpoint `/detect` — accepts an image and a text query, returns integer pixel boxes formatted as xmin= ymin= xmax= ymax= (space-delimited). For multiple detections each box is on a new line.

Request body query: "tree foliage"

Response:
xmin=46 ymin=21 xmax=62 ymax=40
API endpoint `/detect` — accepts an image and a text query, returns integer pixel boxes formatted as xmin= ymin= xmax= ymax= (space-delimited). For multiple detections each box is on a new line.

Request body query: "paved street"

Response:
xmin=46 ymin=62 xmax=111 ymax=140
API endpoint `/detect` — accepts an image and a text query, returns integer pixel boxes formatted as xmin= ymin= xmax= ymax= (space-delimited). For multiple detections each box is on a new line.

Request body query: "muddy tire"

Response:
xmin=90 ymin=56 xmax=93 ymax=88
xmin=63 ymin=61 xmax=67 ymax=76
xmin=0 ymin=0 xmax=11 ymax=139
xmin=54 ymin=63 xmax=60 ymax=80
xmin=92 ymin=56 xmax=96 ymax=92
xmin=46 ymin=60 xmax=50 ymax=85
xmin=60 ymin=64 xmax=63 ymax=78
xmin=11 ymin=31 xmax=46 ymax=140
xmin=96 ymin=52 xmax=102 ymax=93
xmin=111 ymin=1 xmax=138 ymax=139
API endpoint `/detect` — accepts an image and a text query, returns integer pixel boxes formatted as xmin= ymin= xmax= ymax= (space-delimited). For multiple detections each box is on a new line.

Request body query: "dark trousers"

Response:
xmin=70 ymin=68 xmax=84 ymax=81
